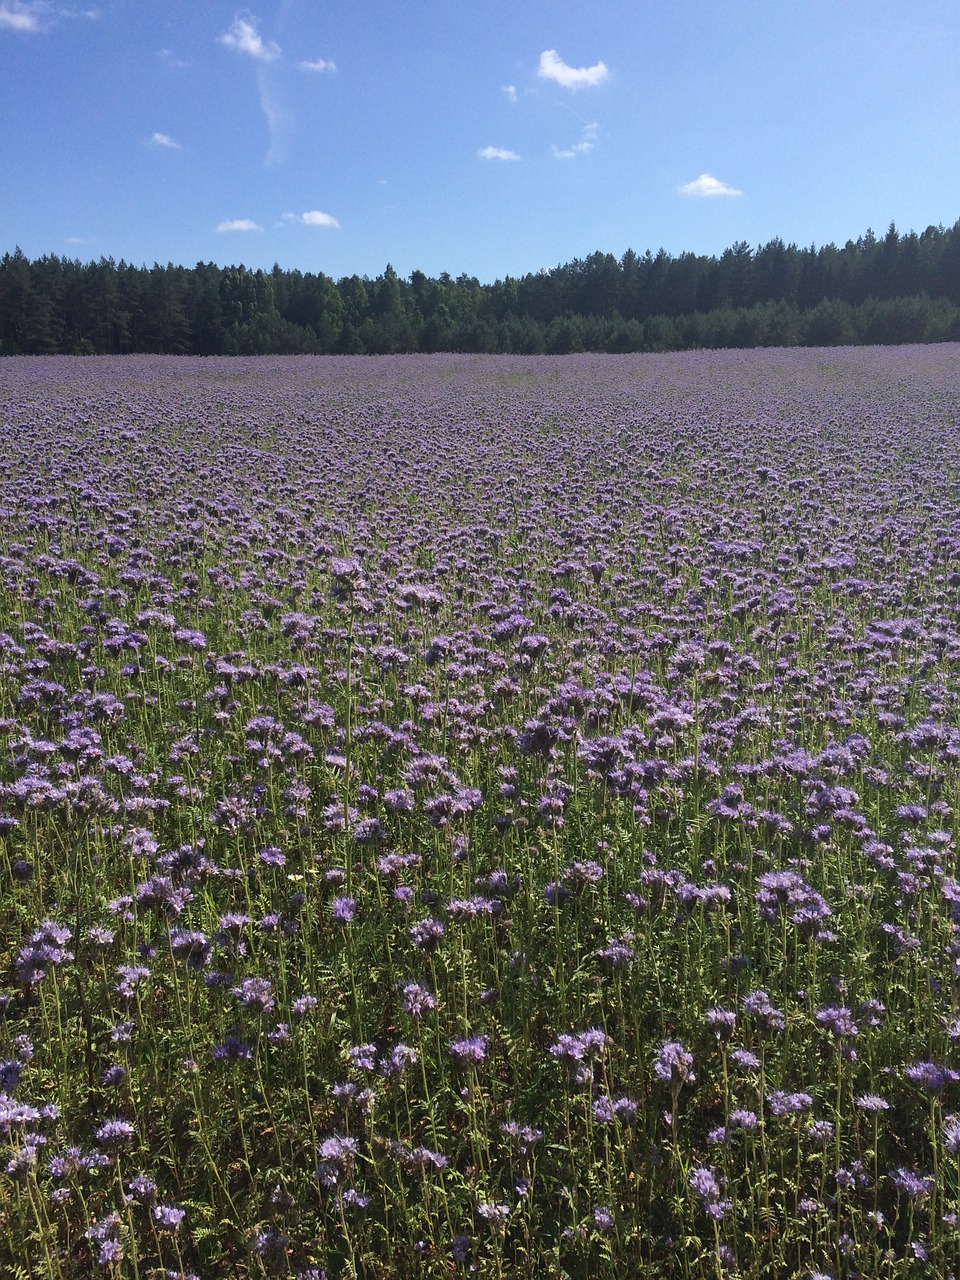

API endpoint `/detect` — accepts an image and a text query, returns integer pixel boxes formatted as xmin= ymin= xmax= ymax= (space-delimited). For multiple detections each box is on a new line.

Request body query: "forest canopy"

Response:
xmin=3 ymin=219 xmax=960 ymax=356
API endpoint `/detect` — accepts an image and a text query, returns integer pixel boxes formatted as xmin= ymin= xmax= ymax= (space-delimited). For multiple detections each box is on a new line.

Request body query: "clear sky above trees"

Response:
xmin=2 ymin=1 xmax=960 ymax=283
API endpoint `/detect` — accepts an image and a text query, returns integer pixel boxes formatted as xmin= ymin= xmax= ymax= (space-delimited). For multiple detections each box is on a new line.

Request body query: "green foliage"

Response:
xmin=3 ymin=216 xmax=960 ymax=356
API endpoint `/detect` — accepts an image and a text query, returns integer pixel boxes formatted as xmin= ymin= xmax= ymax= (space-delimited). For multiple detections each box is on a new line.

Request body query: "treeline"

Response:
xmin=3 ymin=219 xmax=960 ymax=356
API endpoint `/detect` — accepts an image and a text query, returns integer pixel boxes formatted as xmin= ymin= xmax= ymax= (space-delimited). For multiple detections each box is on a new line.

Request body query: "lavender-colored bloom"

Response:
xmin=477 ymin=1202 xmax=510 ymax=1225
xmin=380 ymin=1043 xmax=418 ymax=1078
xmin=135 ymin=875 xmax=193 ymax=918
xmin=890 ymin=1166 xmax=934 ymax=1200
xmin=347 ymin=1044 xmax=378 ymax=1073
xmin=169 ymin=928 xmax=212 ymax=970
xmin=153 ymin=1203 xmax=186 ymax=1230
xmin=549 ymin=1026 xmax=610 ymax=1085
xmin=337 ymin=1188 xmax=371 ymax=1211
xmin=592 ymin=1094 xmax=638 ymax=1124
xmin=126 ymin=1173 xmax=157 ymax=1202
xmin=766 ymin=1090 xmax=814 ymax=1117
xmin=410 ymin=916 xmax=445 ymax=952
xmin=595 ymin=933 xmax=636 ymax=966
xmin=653 ymin=1040 xmax=696 ymax=1089
xmin=688 ymin=1164 xmax=732 ymax=1220
xmin=742 ymin=989 xmax=786 ymax=1035
xmin=593 ymin=1205 xmax=614 ymax=1235
xmin=449 ymin=1034 xmax=487 ymax=1065
xmin=943 ymin=1114 xmax=960 ymax=1154
xmin=231 ymin=975 xmax=275 ymax=1014
xmin=729 ymin=1047 xmax=761 ymax=1071
xmin=317 ymin=1134 xmax=359 ymax=1187
xmin=815 ymin=1005 xmax=858 ymax=1040
xmin=331 ymin=895 xmax=356 ymax=923
xmin=15 ymin=919 xmax=73 ymax=986
xmin=401 ymin=981 xmax=436 ymax=1017
xmin=212 ymin=1036 xmax=253 ymax=1062
xmin=705 ymin=1007 xmax=737 ymax=1041
xmin=904 ymin=1061 xmax=959 ymax=1094
xmin=500 ymin=1121 xmax=543 ymax=1154
xmin=94 ymin=1117 xmax=136 ymax=1151
xmin=856 ymin=1093 xmax=890 ymax=1114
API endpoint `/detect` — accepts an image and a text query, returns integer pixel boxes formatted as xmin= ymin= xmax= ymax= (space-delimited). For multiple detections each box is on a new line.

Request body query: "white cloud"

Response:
xmin=302 ymin=209 xmax=339 ymax=227
xmin=218 ymin=15 xmax=279 ymax=62
xmin=0 ymin=2 xmax=41 ymax=29
xmin=479 ymin=145 xmax=521 ymax=161
xmin=679 ymin=173 xmax=743 ymax=198
xmin=537 ymin=49 xmax=608 ymax=90
xmin=299 ymin=57 xmax=335 ymax=73
xmin=281 ymin=210 xmax=340 ymax=228
xmin=147 ymin=131 xmax=180 ymax=149
xmin=551 ymin=121 xmax=599 ymax=160
xmin=0 ymin=2 xmax=95 ymax=31
xmin=502 ymin=84 xmax=517 ymax=103
xmin=216 ymin=219 xmax=263 ymax=232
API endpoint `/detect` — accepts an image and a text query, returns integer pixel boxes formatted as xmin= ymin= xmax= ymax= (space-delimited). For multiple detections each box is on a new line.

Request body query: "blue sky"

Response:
xmin=3 ymin=1 xmax=960 ymax=283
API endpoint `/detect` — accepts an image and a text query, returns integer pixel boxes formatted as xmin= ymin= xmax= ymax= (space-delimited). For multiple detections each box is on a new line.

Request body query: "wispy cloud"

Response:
xmin=502 ymin=84 xmax=517 ymax=104
xmin=0 ymin=2 xmax=41 ymax=30
xmin=157 ymin=47 xmax=190 ymax=69
xmin=216 ymin=218 xmax=263 ymax=232
xmin=299 ymin=57 xmax=335 ymax=73
xmin=537 ymin=49 xmax=608 ymax=90
xmin=218 ymin=15 xmax=279 ymax=62
xmin=0 ymin=2 xmax=97 ymax=32
xmin=479 ymin=145 xmax=521 ymax=161
xmin=147 ymin=132 xmax=180 ymax=150
xmin=679 ymin=173 xmax=743 ymax=197
xmin=551 ymin=121 xmax=599 ymax=160
xmin=258 ymin=76 xmax=293 ymax=166
xmin=281 ymin=210 xmax=340 ymax=228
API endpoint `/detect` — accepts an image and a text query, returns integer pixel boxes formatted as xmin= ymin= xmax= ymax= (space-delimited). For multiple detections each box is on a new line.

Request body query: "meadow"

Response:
xmin=1 ymin=346 xmax=960 ymax=1279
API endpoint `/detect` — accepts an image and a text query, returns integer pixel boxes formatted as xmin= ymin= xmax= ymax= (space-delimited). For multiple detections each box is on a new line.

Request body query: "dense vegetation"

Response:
xmin=3 ymin=348 xmax=960 ymax=1278
xmin=3 ymin=219 xmax=960 ymax=356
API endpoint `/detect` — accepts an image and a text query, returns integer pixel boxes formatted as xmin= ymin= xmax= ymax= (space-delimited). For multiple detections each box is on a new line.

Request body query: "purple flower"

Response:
xmin=904 ymin=1061 xmax=959 ymax=1094
xmin=410 ymin=917 xmax=445 ymax=952
xmin=212 ymin=1036 xmax=253 ymax=1062
xmin=347 ymin=1044 xmax=377 ymax=1073
xmin=592 ymin=1205 xmax=614 ymax=1235
xmin=94 ymin=1117 xmax=136 ymax=1152
xmin=449 ymin=1034 xmax=488 ymax=1065
xmin=331 ymin=895 xmax=356 ymax=923
xmin=856 ymin=1093 xmax=890 ymax=1114
xmin=815 ymin=1005 xmax=858 ymax=1040
xmin=766 ymin=1090 xmax=814 ymax=1117
xmin=380 ymin=1043 xmax=418 ymax=1078
xmin=317 ymin=1134 xmax=359 ymax=1187
xmin=742 ymin=989 xmax=786 ymax=1035
xmin=231 ymin=976 xmax=275 ymax=1014
xmin=153 ymin=1203 xmax=186 ymax=1230
xmin=890 ymin=1166 xmax=934 ymax=1200
xmin=401 ymin=981 xmax=436 ymax=1017
xmin=705 ymin=1007 xmax=737 ymax=1041
xmin=688 ymin=1164 xmax=732 ymax=1220
xmin=550 ymin=1028 xmax=610 ymax=1069
xmin=591 ymin=1094 xmax=638 ymax=1124
xmin=653 ymin=1040 xmax=696 ymax=1089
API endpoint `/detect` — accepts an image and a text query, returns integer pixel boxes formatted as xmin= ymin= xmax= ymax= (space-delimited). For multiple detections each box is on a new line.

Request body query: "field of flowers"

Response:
xmin=1 ymin=347 xmax=960 ymax=1279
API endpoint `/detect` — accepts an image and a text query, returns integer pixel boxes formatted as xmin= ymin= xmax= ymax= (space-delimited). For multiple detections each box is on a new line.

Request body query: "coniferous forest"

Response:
xmin=3 ymin=219 xmax=960 ymax=356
